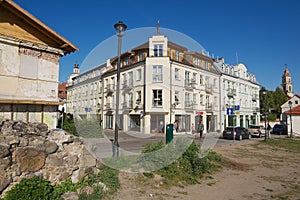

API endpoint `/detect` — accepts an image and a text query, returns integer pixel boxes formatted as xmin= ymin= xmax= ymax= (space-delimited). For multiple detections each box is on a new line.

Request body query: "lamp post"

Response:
xmin=113 ymin=21 xmax=127 ymax=158
xmin=288 ymin=100 xmax=293 ymax=139
xmin=263 ymin=90 xmax=267 ymax=141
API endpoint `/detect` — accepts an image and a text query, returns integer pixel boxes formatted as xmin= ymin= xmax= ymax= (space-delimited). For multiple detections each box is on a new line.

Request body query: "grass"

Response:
xmin=261 ymin=139 xmax=300 ymax=153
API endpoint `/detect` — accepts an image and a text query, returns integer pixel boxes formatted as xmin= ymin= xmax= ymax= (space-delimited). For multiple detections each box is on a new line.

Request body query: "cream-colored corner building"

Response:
xmin=0 ymin=0 xmax=78 ymax=128
xmin=68 ymin=34 xmax=222 ymax=134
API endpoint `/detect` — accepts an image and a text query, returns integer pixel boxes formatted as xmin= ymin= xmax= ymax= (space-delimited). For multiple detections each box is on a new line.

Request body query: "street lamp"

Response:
xmin=263 ymin=90 xmax=267 ymax=141
xmin=113 ymin=21 xmax=127 ymax=157
xmin=288 ymin=100 xmax=293 ymax=139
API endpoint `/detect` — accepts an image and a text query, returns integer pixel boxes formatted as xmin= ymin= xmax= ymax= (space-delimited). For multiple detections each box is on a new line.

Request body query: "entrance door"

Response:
xmin=105 ymin=114 xmax=113 ymax=129
xmin=129 ymin=114 xmax=140 ymax=131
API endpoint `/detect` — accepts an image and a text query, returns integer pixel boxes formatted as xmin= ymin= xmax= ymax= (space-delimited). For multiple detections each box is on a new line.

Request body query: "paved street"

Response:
xmin=99 ymin=130 xmax=288 ymax=155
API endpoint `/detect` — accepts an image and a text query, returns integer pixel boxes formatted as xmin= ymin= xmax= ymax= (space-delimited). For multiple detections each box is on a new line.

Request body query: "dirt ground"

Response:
xmin=111 ymin=140 xmax=300 ymax=200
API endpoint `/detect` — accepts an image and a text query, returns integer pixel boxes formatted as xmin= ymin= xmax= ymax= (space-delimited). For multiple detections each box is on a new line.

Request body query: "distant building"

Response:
xmin=282 ymin=67 xmax=294 ymax=98
xmin=0 ymin=0 xmax=78 ymax=128
xmin=58 ymin=82 xmax=67 ymax=113
xmin=285 ymin=104 xmax=300 ymax=137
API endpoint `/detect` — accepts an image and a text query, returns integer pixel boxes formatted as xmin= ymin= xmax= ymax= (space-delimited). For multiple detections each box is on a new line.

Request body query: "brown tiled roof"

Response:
xmin=285 ymin=104 xmax=300 ymax=115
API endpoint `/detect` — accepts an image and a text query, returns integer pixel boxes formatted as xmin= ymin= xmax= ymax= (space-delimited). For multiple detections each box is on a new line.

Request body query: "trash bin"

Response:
xmin=166 ymin=124 xmax=173 ymax=144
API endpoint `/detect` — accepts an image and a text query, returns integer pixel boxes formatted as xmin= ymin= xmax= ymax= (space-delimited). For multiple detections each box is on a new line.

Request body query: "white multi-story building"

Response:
xmin=67 ymin=33 xmax=261 ymax=134
xmin=214 ymin=58 xmax=260 ymax=130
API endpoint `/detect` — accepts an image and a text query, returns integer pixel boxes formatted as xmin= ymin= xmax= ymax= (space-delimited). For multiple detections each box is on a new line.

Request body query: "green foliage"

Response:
xmin=74 ymin=117 xmax=103 ymax=138
xmin=260 ymin=87 xmax=287 ymax=120
xmin=262 ymin=139 xmax=300 ymax=153
xmin=3 ymin=166 xmax=120 ymax=200
xmin=139 ymin=141 xmax=223 ymax=187
xmin=62 ymin=114 xmax=78 ymax=136
xmin=4 ymin=176 xmax=55 ymax=200
xmin=99 ymin=166 xmax=120 ymax=194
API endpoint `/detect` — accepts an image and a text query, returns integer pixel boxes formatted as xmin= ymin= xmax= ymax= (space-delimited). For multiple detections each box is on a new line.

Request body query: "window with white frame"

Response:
xmin=199 ymin=74 xmax=203 ymax=85
xmin=175 ymin=51 xmax=180 ymax=61
xmin=200 ymin=94 xmax=204 ymax=105
xmin=137 ymin=69 xmax=142 ymax=81
xmin=154 ymin=44 xmax=163 ymax=57
xmin=136 ymin=91 xmax=142 ymax=102
xmin=153 ymin=89 xmax=163 ymax=107
xmin=185 ymin=71 xmax=190 ymax=86
xmin=153 ymin=65 xmax=163 ymax=82
xmin=193 ymin=94 xmax=197 ymax=106
xmin=138 ymin=52 xmax=143 ymax=61
xmin=122 ymin=74 xmax=127 ymax=86
xmin=205 ymin=61 xmax=208 ymax=70
xmin=175 ymin=91 xmax=180 ymax=102
xmin=175 ymin=68 xmax=180 ymax=80
xmin=185 ymin=92 xmax=191 ymax=107
xmin=128 ymin=71 xmax=133 ymax=87
xmin=192 ymin=73 xmax=197 ymax=83
xmin=194 ymin=57 xmax=199 ymax=65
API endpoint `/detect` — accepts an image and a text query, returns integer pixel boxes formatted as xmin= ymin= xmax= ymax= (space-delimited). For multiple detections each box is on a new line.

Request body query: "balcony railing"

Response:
xmin=184 ymin=79 xmax=196 ymax=90
xmin=227 ymin=88 xmax=236 ymax=96
xmin=105 ymin=84 xmax=114 ymax=95
xmin=251 ymin=94 xmax=259 ymax=100
xmin=205 ymin=103 xmax=213 ymax=111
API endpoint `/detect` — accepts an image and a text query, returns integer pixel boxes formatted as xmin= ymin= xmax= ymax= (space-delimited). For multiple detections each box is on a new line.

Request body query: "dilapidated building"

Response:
xmin=0 ymin=0 xmax=78 ymax=128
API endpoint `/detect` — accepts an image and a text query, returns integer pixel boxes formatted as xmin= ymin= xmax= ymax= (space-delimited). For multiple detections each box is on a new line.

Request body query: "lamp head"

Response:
xmin=288 ymin=100 xmax=292 ymax=108
xmin=114 ymin=21 xmax=127 ymax=37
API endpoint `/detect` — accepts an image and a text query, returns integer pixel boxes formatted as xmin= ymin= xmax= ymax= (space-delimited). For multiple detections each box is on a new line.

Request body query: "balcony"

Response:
xmin=205 ymin=103 xmax=213 ymax=112
xmin=227 ymin=88 xmax=236 ymax=97
xmin=105 ymin=103 xmax=112 ymax=110
xmin=251 ymin=94 xmax=259 ymax=100
xmin=105 ymin=84 xmax=114 ymax=96
xmin=184 ymin=79 xmax=196 ymax=90
xmin=185 ymin=101 xmax=197 ymax=110
xmin=122 ymin=80 xmax=133 ymax=91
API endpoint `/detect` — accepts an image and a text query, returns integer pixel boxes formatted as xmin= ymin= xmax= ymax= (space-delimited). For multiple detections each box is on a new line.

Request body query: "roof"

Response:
xmin=0 ymin=0 xmax=78 ymax=54
xmin=283 ymin=68 xmax=291 ymax=77
xmin=285 ymin=104 xmax=300 ymax=116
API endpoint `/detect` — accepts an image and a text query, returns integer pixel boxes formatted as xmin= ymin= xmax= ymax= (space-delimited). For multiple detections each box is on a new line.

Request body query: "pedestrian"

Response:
xmin=174 ymin=120 xmax=178 ymax=132
xmin=198 ymin=122 xmax=204 ymax=138
xmin=191 ymin=123 xmax=195 ymax=136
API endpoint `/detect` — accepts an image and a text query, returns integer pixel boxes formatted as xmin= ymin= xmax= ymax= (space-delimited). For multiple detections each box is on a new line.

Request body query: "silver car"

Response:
xmin=248 ymin=125 xmax=266 ymax=138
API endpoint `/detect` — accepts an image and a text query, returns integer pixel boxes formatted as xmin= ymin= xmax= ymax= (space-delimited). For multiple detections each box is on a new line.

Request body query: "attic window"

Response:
xmin=154 ymin=45 xmax=163 ymax=57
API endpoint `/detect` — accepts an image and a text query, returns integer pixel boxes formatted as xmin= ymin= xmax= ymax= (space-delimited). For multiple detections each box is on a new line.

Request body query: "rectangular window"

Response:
xmin=205 ymin=61 xmax=208 ymax=70
xmin=136 ymin=91 xmax=142 ymax=102
xmin=199 ymin=74 xmax=203 ymax=85
xmin=185 ymin=71 xmax=190 ymax=86
xmin=175 ymin=91 xmax=180 ymax=103
xmin=153 ymin=89 xmax=163 ymax=107
xmin=175 ymin=51 xmax=180 ymax=61
xmin=137 ymin=69 xmax=142 ymax=81
xmin=138 ymin=52 xmax=143 ymax=61
xmin=200 ymin=94 xmax=204 ymax=105
xmin=175 ymin=68 xmax=180 ymax=80
xmin=128 ymin=72 xmax=133 ymax=87
xmin=153 ymin=65 xmax=163 ymax=82
xmin=194 ymin=57 xmax=199 ymax=65
xmin=154 ymin=44 xmax=163 ymax=57
xmin=193 ymin=94 xmax=197 ymax=105
xmin=185 ymin=92 xmax=191 ymax=107
xmin=192 ymin=73 xmax=197 ymax=83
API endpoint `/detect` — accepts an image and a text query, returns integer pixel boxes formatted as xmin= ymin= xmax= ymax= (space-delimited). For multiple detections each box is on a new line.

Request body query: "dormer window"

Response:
xmin=154 ymin=44 xmax=163 ymax=57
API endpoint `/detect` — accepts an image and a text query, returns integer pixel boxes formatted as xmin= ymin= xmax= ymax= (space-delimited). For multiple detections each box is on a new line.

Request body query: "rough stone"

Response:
xmin=0 ymin=144 xmax=10 ymax=158
xmin=79 ymin=147 xmax=96 ymax=168
xmin=12 ymin=121 xmax=27 ymax=132
xmin=0 ymin=157 xmax=11 ymax=170
xmin=44 ymin=140 xmax=58 ymax=154
xmin=45 ymin=154 xmax=64 ymax=167
xmin=0 ymin=175 xmax=11 ymax=194
xmin=61 ymin=192 xmax=79 ymax=200
xmin=16 ymin=147 xmax=46 ymax=172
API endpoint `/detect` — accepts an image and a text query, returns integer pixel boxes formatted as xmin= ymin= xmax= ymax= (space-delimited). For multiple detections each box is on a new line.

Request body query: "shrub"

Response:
xmin=4 ymin=176 xmax=55 ymax=200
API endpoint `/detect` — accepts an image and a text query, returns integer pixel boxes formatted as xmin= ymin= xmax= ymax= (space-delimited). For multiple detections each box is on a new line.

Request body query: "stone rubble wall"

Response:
xmin=0 ymin=119 xmax=103 ymax=196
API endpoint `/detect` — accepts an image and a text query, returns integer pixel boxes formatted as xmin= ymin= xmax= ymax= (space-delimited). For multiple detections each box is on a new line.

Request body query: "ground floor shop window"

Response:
xmin=151 ymin=114 xmax=165 ymax=133
xmin=105 ymin=114 xmax=113 ymax=129
xmin=175 ymin=115 xmax=190 ymax=132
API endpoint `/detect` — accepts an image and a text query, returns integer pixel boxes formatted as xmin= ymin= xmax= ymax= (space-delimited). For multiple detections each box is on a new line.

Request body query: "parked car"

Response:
xmin=222 ymin=126 xmax=251 ymax=140
xmin=271 ymin=124 xmax=287 ymax=135
xmin=248 ymin=125 xmax=266 ymax=138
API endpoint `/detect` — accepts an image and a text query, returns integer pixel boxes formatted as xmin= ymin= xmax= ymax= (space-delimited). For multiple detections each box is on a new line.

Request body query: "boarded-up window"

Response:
xmin=20 ymin=54 xmax=38 ymax=79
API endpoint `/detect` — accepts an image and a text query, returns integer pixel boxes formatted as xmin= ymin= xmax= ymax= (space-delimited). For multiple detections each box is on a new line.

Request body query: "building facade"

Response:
xmin=0 ymin=0 xmax=77 ymax=128
xmin=214 ymin=58 xmax=260 ymax=130
xmin=67 ymin=34 xmax=261 ymax=134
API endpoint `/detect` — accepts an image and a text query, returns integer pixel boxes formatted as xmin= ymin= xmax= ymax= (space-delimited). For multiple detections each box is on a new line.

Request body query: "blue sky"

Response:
xmin=14 ymin=0 xmax=300 ymax=93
